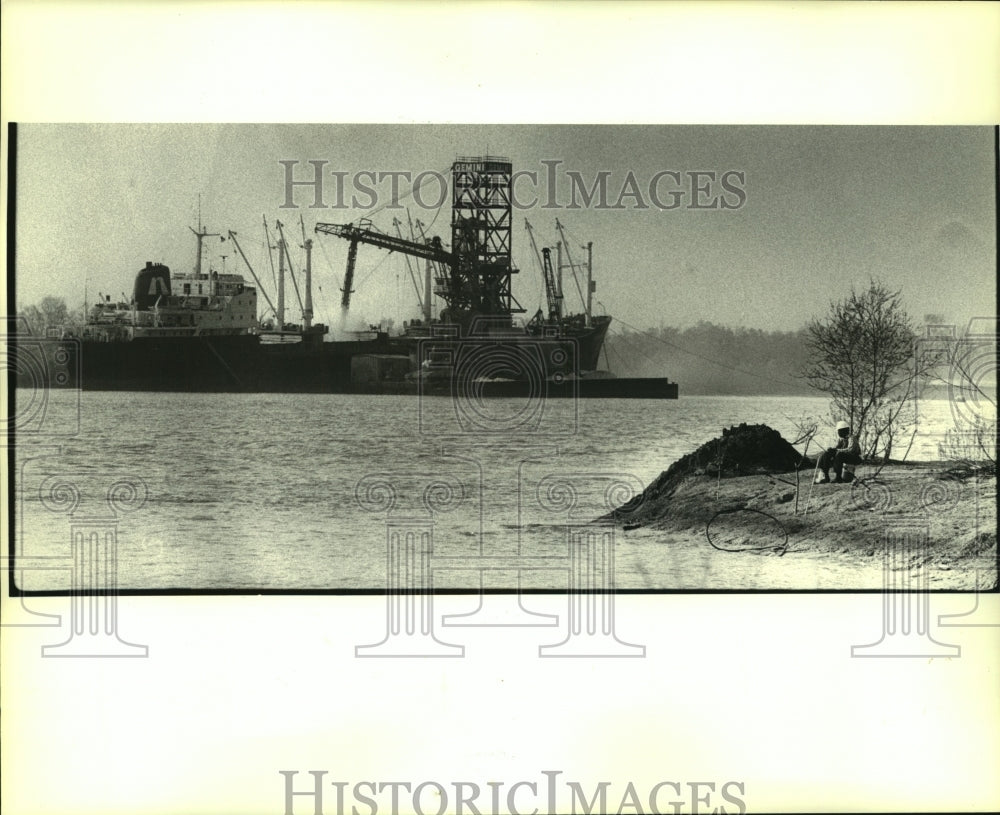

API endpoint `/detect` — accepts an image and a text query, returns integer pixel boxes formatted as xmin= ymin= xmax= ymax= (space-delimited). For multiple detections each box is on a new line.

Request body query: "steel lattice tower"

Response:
xmin=448 ymin=156 xmax=523 ymax=318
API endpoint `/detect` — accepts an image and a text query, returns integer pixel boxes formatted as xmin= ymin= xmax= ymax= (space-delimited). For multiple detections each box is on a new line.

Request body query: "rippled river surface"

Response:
xmin=13 ymin=390 xmax=968 ymax=591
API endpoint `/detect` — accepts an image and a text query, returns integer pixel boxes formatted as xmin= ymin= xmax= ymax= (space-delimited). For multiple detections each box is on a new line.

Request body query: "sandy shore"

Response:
xmin=613 ymin=462 xmax=997 ymax=590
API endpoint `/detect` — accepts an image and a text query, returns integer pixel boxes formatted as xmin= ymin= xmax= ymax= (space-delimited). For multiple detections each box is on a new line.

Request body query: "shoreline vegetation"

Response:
xmin=609 ymin=424 xmax=997 ymax=590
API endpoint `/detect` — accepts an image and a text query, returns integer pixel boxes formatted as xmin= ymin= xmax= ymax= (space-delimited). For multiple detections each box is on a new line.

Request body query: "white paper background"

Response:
xmin=3 ymin=3 xmax=999 ymax=814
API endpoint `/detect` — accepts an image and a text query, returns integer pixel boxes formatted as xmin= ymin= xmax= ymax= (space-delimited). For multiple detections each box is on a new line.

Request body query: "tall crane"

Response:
xmin=316 ymin=156 xmax=525 ymax=320
xmin=317 ymin=218 xmax=523 ymax=318
xmin=414 ymin=218 xmax=449 ymax=312
xmin=555 ymin=219 xmax=593 ymax=327
xmin=316 ymin=219 xmax=451 ymax=312
xmin=525 ymin=219 xmax=562 ymax=319
xmin=392 ymin=216 xmax=426 ymax=316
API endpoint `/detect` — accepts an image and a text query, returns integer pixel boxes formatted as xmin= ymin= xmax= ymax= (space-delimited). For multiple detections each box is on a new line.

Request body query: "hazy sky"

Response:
xmin=15 ymin=124 xmax=996 ymax=334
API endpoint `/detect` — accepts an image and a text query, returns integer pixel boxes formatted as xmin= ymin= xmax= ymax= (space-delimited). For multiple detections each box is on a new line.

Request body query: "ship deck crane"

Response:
xmin=414 ymin=218 xmax=450 ymax=311
xmin=275 ymin=220 xmax=304 ymax=318
xmin=524 ymin=219 xmax=562 ymax=319
xmin=392 ymin=216 xmax=427 ymax=316
xmin=555 ymin=219 xmax=593 ymax=327
xmin=228 ymin=230 xmax=278 ymax=318
xmin=315 ymin=220 xmax=452 ymax=312
xmin=316 ymin=157 xmax=524 ymax=319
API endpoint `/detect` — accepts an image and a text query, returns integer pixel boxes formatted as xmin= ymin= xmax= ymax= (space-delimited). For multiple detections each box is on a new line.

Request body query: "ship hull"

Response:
xmin=23 ymin=313 xmax=676 ymax=397
xmin=471 ymin=376 xmax=678 ymax=399
xmin=408 ymin=315 xmax=612 ymax=379
xmin=49 ymin=333 xmax=398 ymax=393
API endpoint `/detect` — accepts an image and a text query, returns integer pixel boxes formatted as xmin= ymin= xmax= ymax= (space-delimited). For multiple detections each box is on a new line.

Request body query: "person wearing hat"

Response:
xmin=816 ymin=420 xmax=862 ymax=483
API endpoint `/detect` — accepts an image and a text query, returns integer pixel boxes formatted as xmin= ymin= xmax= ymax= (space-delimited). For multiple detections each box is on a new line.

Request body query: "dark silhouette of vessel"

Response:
xmin=38 ymin=156 xmax=676 ymax=397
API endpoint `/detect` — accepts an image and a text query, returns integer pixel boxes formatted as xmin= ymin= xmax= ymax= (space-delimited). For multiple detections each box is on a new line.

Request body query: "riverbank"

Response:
xmin=614 ymin=461 xmax=997 ymax=589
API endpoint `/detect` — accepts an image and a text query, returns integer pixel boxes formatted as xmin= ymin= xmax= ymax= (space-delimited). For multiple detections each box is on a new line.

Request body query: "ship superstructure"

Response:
xmin=316 ymin=156 xmax=612 ymax=377
xmin=33 ymin=153 xmax=674 ymax=396
xmin=77 ymin=221 xmax=259 ymax=343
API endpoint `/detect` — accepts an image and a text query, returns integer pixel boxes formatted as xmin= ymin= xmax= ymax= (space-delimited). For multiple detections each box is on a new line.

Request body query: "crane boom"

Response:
xmin=315 ymin=220 xmax=452 ymax=265
xmin=541 ymin=248 xmax=561 ymax=319
xmin=392 ymin=216 xmax=426 ymax=311
xmin=555 ymin=218 xmax=586 ymax=312
xmin=414 ymin=218 xmax=450 ymax=300
xmin=525 ymin=220 xmax=561 ymax=318
xmin=275 ymin=220 xmax=304 ymax=314
xmin=316 ymin=214 xmax=521 ymax=317
xmin=342 ymin=239 xmax=358 ymax=309
xmin=228 ymin=230 xmax=277 ymax=317
xmin=316 ymin=219 xmax=452 ymax=312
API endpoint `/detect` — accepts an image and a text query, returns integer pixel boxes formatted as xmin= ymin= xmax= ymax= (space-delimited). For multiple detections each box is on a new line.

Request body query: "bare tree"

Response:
xmin=803 ymin=279 xmax=932 ymax=462
xmin=17 ymin=296 xmax=74 ymax=335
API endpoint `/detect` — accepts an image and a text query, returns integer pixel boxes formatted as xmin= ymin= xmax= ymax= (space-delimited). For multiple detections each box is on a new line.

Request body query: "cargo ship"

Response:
xmin=48 ymin=217 xmax=400 ymax=392
xmin=31 ymin=156 xmax=676 ymax=398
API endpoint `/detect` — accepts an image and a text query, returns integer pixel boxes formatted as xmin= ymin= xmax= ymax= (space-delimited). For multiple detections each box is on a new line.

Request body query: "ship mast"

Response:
xmin=555 ymin=219 xmax=586 ymax=320
xmin=393 ymin=216 xmax=425 ymax=318
xmin=415 ymin=218 xmax=444 ymax=321
xmin=277 ymin=233 xmax=286 ymax=330
xmin=189 ymin=196 xmax=220 ymax=294
xmin=412 ymin=210 xmax=433 ymax=323
xmin=300 ymin=216 xmax=313 ymax=331
xmin=586 ymin=241 xmax=594 ymax=328
xmin=525 ymin=219 xmax=562 ymax=320
xmin=228 ymin=230 xmax=278 ymax=317
xmin=276 ymin=220 xmax=305 ymax=325
xmin=556 ymin=241 xmax=563 ymax=314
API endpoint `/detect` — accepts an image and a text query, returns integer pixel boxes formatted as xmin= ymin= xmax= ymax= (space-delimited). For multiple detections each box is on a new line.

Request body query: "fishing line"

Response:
xmin=355 ymin=252 xmax=393 ymax=290
xmin=606 ymin=325 xmax=665 ymax=371
xmin=364 ymin=164 xmax=453 ymax=222
xmin=316 ymin=237 xmax=343 ymax=292
xmin=612 ymin=316 xmax=805 ymax=389
xmin=420 ymin=192 xmax=446 ymax=235
xmin=704 ymin=507 xmax=789 ymax=555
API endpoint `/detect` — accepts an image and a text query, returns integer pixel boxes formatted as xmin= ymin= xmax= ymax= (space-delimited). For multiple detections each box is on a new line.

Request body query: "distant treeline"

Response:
xmin=15 ymin=296 xmax=84 ymax=336
xmin=602 ymin=321 xmax=815 ymax=395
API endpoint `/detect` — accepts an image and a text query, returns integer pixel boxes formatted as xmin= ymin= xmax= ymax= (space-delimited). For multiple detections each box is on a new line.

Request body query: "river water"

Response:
xmin=12 ymin=390 xmax=973 ymax=591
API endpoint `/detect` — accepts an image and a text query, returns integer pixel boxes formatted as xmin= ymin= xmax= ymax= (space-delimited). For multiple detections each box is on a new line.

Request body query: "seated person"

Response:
xmin=816 ymin=420 xmax=861 ymax=483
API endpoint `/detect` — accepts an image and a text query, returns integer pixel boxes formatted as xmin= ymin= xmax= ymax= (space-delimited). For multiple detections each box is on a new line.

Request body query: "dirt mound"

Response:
xmin=616 ymin=423 xmax=811 ymax=519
